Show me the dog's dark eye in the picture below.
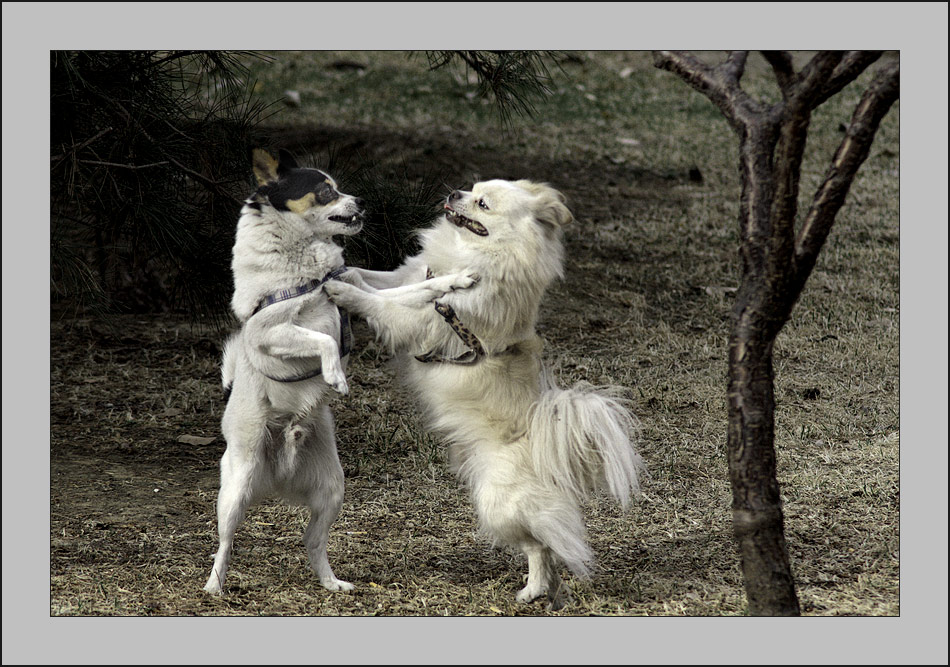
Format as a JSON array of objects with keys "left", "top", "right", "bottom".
[
  {"left": 315, "top": 182, "right": 338, "bottom": 205},
  {"left": 477, "top": 198, "right": 489, "bottom": 210}
]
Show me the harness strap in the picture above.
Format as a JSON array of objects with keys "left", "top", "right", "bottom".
[
  {"left": 253, "top": 266, "right": 352, "bottom": 383},
  {"left": 252, "top": 266, "right": 349, "bottom": 316},
  {"left": 415, "top": 268, "right": 486, "bottom": 365}
]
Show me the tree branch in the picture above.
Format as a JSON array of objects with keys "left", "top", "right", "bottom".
[
  {"left": 722, "top": 50, "right": 749, "bottom": 83},
  {"left": 147, "top": 50, "right": 206, "bottom": 70},
  {"left": 97, "top": 93, "right": 243, "bottom": 203},
  {"left": 653, "top": 51, "right": 760, "bottom": 132},
  {"left": 652, "top": 51, "right": 722, "bottom": 97},
  {"left": 788, "top": 51, "right": 844, "bottom": 112},
  {"left": 812, "top": 51, "right": 884, "bottom": 109},
  {"left": 767, "top": 112, "right": 811, "bottom": 280},
  {"left": 50, "top": 127, "right": 114, "bottom": 164},
  {"left": 794, "top": 60, "right": 899, "bottom": 288},
  {"left": 80, "top": 160, "right": 171, "bottom": 170},
  {"left": 761, "top": 51, "right": 795, "bottom": 93},
  {"left": 763, "top": 53, "right": 842, "bottom": 276}
]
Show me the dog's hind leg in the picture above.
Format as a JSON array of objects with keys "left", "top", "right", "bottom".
[
  {"left": 204, "top": 445, "right": 260, "bottom": 594},
  {"left": 300, "top": 409, "right": 354, "bottom": 592},
  {"left": 517, "top": 543, "right": 570, "bottom": 611}
]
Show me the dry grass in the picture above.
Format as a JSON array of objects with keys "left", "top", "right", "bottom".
[{"left": 50, "top": 51, "right": 899, "bottom": 621}]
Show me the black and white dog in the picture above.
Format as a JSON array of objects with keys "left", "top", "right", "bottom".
[{"left": 204, "top": 150, "right": 476, "bottom": 594}]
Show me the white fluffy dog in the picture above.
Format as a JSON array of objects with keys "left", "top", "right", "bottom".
[
  {"left": 204, "top": 150, "right": 475, "bottom": 595},
  {"left": 325, "top": 179, "right": 645, "bottom": 609}
]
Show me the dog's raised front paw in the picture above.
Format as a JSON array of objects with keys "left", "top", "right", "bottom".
[
  {"left": 324, "top": 280, "right": 355, "bottom": 306},
  {"left": 322, "top": 363, "right": 349, "bottom": 395},
  {"left": 443, "top": 272, "right": 480, "bottom": 292},
  {"left": 417, "top": 273, "right": 479, "bottom": 303},
  {"left": 335, "top": 269, "right": 373, "bottom": 291}
]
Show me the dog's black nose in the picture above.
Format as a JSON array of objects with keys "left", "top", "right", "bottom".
[
  {"left": 448, "top": 190, "right": 462, "bottom": 202},
  {"left": 354, "top": 197, "right": 365, "bottom": 208}
]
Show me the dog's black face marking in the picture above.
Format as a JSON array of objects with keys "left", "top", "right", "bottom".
[{"left": 259, "top": 168, "right": 341, "bottom": 212}]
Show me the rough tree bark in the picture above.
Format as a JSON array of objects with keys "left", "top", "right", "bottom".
[{"left": 653, "top": 51, "right": 899, "bottom": 615}]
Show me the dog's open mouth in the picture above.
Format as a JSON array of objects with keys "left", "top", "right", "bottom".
[
  {"left": 444, "top": 206, "right": 489, "bottom": 236},
  {"left": 329, "top": 212, "right": 363, "bottom": 226}
]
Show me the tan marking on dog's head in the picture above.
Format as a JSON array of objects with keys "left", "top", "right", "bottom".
[
  {"left": 252, "top": 149, "right": 280, "bottom": 186},
  {"left": 284, "top": 192, "right": 318, "bottom": 214}
]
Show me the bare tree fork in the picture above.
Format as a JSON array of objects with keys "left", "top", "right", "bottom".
[{"left": 653, "top": 51, "right": 899, "bottom": 615}]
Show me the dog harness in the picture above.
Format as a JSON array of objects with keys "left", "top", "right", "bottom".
[
  {"left": 252, "top": 266, "right": 350, "bottom": 316},
  {"left": 252, "top": 266, "right": 352, "bottom": 383},
  {"left": 414, "top": 268, "right": 486, "bottom": 365}
]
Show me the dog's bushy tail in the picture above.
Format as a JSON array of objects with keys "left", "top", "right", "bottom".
[{"left": 526, "top": 382, "right": 644, "bottom": 506}]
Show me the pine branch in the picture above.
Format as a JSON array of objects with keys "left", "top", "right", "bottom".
[
  {"left": 424, "top": 51, "right": 559, "bottom": 128},
  {"left": 51, "top": 127, "right": 114, "bottom": 164}
]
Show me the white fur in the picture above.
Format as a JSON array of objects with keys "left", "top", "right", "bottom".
[
  {"left": 204, "top": 157, "right": 364, "bottom": 595},
  {"left": 325, "top": 179, "right": 645, "bottom": 609}
]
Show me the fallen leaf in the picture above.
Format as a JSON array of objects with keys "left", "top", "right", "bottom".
[
  {"left": 177, "top": 435, "right": 216, "bottom": 445},
  {"left": 701, "top": 286, "right": 738, "bottom": 298},
  {"left": 283, "top": 90, "right": 301, "bottom": 107}
]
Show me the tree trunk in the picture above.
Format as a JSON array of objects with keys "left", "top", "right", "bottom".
[
  {"left": 727, "top": 296, "right": 800, "bottom": 615},
  {"left": 653, "top": 50, "right": 898, "bottom": 616},
  {"left": 726, "top": 121, "right": 802, "bottom": 615}
]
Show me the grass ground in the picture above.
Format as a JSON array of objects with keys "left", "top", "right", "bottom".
[{"left": 49, "top": 52, "right": 899, "bottom": 618}]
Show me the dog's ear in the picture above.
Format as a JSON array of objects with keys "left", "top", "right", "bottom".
[
  {"left": 252, "top": 149, "right": 280, "bottom": 186},
  {"left": 529, "top": 184, "right": 574, "bottom": 228},
  {"left": 536, "top": 197, "right": 574, "bottom": 228},
  {"left": 276, "top": 149, "right": 300, "bottom": 176},
  {"left": 513, "top": 180, "right": 574, "bottom": 229}
]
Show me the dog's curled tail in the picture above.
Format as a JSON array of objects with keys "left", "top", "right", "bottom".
[{"left": 526, "top": 383, "right": 644, "bottom": 506}]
